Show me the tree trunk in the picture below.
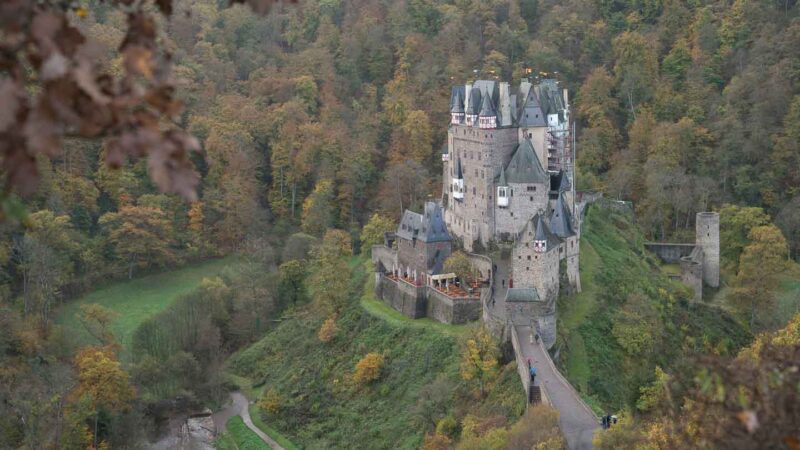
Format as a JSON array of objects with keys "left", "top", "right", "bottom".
[
  {"left": 291, "top": 181, "right": 296, "bottom": 218},
  {"left": 128, "top": 257, "right": 135, "bottom": 279}
]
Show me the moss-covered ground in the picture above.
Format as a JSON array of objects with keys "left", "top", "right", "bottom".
[{"left": 557, "top": 205, "right": 751, "bottom": 412}]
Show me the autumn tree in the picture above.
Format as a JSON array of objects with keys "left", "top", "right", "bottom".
[
  {"left": 444, "top": 251, "right": 475, "bottom": 287},
  {"left": 302, "top": 179, "right": 336, "bottom": 237},
  {"left": 73, "top": 346, "right": 135, "bottom": 447},
  {"left": 99, "top": 205, "right": 175, "bottom": 279},
  {"left": 719, "top": 205, "right": 770, "bottom": 271},
  {"left": 308, "top": 229, "right": 352, "bottom": 315},
  {"left": 460, "top": 327, "right": 498, "bottom": 398},
  {"left": 278, "top": 260, "right": 306, "bottom": 306},
  {"left": 730, "top": 225, "right": 788, "bottom": 329},
  {"left": 360, "top": 214, "right": 396, "bottom": 251},
  {"left": 77, "top": 304, "right": 119, "bottom": 347}
]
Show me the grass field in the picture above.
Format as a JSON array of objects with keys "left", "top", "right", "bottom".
[
  {"left": 216, "top": 416, "right": 270, "bottom": 450},
  {"left": 56, "top": 257, "right": 243, "bottom": 349}
]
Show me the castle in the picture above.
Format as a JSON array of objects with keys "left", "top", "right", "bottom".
[{"left": 372, "top": 78, "right": 579, "bottom": 345}]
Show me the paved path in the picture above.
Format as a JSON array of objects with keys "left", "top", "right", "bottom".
[
  {"left": 213, "top": 392, "right": 284, "bottom": 450},
  {"left": 515, "top": 325, "right": 598, "bottom": 450}
]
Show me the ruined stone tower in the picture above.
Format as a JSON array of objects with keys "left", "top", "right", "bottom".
[{"left": 696, "top": 212, "right": 720, "bottom": 288}]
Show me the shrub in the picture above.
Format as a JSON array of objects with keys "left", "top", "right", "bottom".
[
  {"left": 318, "top": 316, "right": 337, "bottom": 343},
  {"left": 435, "top": 416, "right": 457, "bottom": 438},
  {"left": 352, "top": 352, "right": 384, "bottom": 385},
  {"left": 258, "top": 388, "right": 282, "bottom": 414},
  {"left": 421, "top": 433, "right": 451, "bottom": 450}
]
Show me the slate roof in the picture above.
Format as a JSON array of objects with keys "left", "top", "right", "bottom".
[
  {"left": 550, "top": 169, "right": 571, "bottom": 192},
  {"left": 537, "top": 79, "right": 565, "bottom": 121},
  {"left": 497, "top": 165, "right": 508, "bottom": 186},
  {"left": 479, "top": 93, "right": 497, "bottom": 117},
  {"left": 505, "top": 287, "right": 542, "bottom": 303},
  {"left": 395, "top": 202, "right": 451, "bottom": 243},
  {"left": 505, "top": 139, "right": 548, "bottom": 184},
  {"left": 518, "top": 213, "right": 561, "bottom": 251},
  {"left": 518, "top": 85, "right": 547, "bottom": 127},
  {"left": 450, "top": 86, "right": 465, "bottom": 113},
  {"left": 455, "top": 157, "right": 463, "bottom": 179},
  {"left": 549, "top": 193, "right": 575, "bottom": 238},
  {"left": 466, "top": 87, "right": 482, "bottom": 115}
]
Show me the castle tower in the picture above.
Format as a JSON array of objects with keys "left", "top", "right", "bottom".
[
  {"left": 696, "top": 212, "right": 720, "bottom": 288},
  {"left": 452, "top": 157, "right": 464, "bottom": 201}
]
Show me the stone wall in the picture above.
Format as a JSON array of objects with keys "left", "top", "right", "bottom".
[
  {"left": 494, "top": 182, "right": 549, "bottom": 238},
  {"left": 506, "top": 298, "right": 556, "bottom": 349},
  {"left": 427, "top": 289, "right": 481, "bottom": 324},
  {"left": 696, "top": 212, "right": 720, "bottom": 288},
  {"left": 680, "top": 250, "right": 704, "bottom": 301},
  {"left": 644, "top": 243, "right": 696, "bottom": 263},
  {"left": 513, "top": 244, "right": 560, "bottom": 303},
  {"left": 445, "top": 126, "right": 519, "bottom": 249},
  {"left": 374, "top": 275, "right": 427, "bottom": 319},
  {"left": 371, "top": 245, "right": 397, "bottom": 273}
]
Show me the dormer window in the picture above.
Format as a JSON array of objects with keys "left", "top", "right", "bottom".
[
  {"left": 534, "top": 239, "right": 546, "bottom": 253},
  {"left": 497, "top": 186, "right": 509, "bottom": 207}
]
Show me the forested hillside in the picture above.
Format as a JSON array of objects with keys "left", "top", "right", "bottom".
[{"left": 1, "top": 0, "right": 799, "bottom": 447}]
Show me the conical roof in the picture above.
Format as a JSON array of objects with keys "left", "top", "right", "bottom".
[
  {"left": 497, "top": 166, "right": 508, "bottom": 186},
  {"left": 534, "top": 214, "right": 548, "bottom": 241},
  {"left": 455, "top": 157, "right": 463, "bottom": 179},
  {"left": 505, "top": 139, "right": 548, "bottom": 184},
  {"left": 479, "top": 91, "right": 496, "bottom": 117},
  {"left": 549, "top": 193, "right": 575, "bottom": 238},
  {"left": 466, "top": 87, "right": 482, "bottom": 115},
  {"left": 518, "top": 212, "right": 561, "bottom": 250},
  {"left": 450, "top": 86, "right": 465, "bottom": 113}
]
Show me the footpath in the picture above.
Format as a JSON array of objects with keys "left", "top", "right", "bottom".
[{"left": 213, "top": 392, "right": 285, "bottom": 450}]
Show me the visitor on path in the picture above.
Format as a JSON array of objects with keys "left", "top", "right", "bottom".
[
  {"left": 527, "top": 358, "right": 531, "bottom": 369},
  {"left": 535, "top": 333, "right": 540, "bottom": 343},
  {"left": 601, "top": 415, "right": 608, "bottom": 429},
  {"left": 529, "top": 366, "right": 537, "bottom": 384}
]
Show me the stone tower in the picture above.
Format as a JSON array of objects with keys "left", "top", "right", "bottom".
[{"left": 696, "top": 212, "right": 720, "bottom": 288}]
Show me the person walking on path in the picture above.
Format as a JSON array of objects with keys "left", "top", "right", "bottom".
[{"left": 529, "top": 365, "right": 537, "bottom": 384}]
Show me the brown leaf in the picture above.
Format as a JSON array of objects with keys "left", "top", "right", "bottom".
[
  {"left": 736, "top": 410, "right": 759, "bottom": 434},
  {"left": 41, "top": 51, "right": 68, "bottom": 80},
  {"left": 73, "top": 61, "right": 110, "bottom": 105},
  {"left": 123, "top": 46, "right": 154, "bottom": 79},
  {"left": 155, "top": 0, "right": 173, "bottom": 16},
  {"left": 0, "top": 78, "right": 22, "bottom": 133}
]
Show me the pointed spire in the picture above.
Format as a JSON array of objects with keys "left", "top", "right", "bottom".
[
  {"left": 450, "top": 86, "right": 465, "bottom": 113},
  {"left": 549, "top": 193, "right": 575, "bottom": 238},
  {"left": 479, "top": 92, "right": 496, "bottom": 117},
  {"left": 498, "top": 165, "right": 508, "bottom": 186},
  {"left": 455, "top": 157, "right": 463, "bottom": 180}
]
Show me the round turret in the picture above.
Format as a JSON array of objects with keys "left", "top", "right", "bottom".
[{"left": 696, "top": 212, "right": 720, "bottom": 288}]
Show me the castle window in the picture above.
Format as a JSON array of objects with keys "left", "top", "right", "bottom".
[
  {"left": 535, "top": 255, "right": 538, "bottom": 260},
  {"left": 560, "top": 248, "right": 563, "bottom": 254},
  {"left": 527, "top": 255, "right": 531, "bottom": 260},
  {"left": 526, "top": 242, "right": 529, "bottom": 247},
  {"left": 478, "top": 153, "right": 481, "bottom": 161},
  {"left": 510, "top": 212, "right": 514, "bottom": 217},
  {"left": 527, "top": 267, "right": 530, "bottom": 271},
  {"left": 519, "top": 256, "right": 522, "bottom": 260},
  {"left": 473, "top": 187, "right": 476, "bottom": 195},
  {"left": 527, "top": 186, "right": 535, "bottom": 191},
  {"left": 530, "top": 196, "right": 533, "bottom": 201},
  {"left": 529, "top": 133, "right": 532, "bottom": 138}
]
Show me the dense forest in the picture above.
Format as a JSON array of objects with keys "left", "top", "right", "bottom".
[{"left": 1, "top": 0, "right": 799, "bottom": 448}]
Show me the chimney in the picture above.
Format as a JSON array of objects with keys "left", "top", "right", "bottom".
[
  {"left": 562, "top": 88, "right": 569, "bottom": 109},
  {"left": 499, "top": 82, "right": 511, "bottom": 127},
  {"left": 464, "top": 83, "right": 472, "bottom": 116}
]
